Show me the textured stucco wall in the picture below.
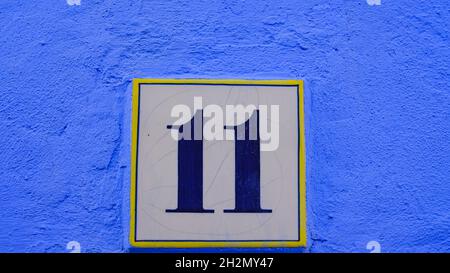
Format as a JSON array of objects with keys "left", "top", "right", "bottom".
[{"left": 0, "top": 0, "right": 448, "bottom": 252}]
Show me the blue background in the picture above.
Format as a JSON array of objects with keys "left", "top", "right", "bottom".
[{"left": 0, "top": 0, "right": 449, "bottom": 252}]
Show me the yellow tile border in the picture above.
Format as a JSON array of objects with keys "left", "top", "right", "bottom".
[{"left": 130, "top": 79, "right": 306, "bottom": 248}]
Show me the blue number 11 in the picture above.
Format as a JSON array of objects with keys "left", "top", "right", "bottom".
[{"left": 166, "top": 110, "right": 271, "bottom": 214}]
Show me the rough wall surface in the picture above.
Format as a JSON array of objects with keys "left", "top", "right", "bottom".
[{"left": 0, "top": 0, "right": 448, "bottom": 252}]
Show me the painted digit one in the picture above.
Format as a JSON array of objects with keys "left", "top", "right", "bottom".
[{"left": 166, "top": 111, "right": 213, "bottom": 213}]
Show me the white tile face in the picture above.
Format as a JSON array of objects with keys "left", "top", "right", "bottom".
[{"left": 135, "top": 84, "right": 300, "bottom": 242}]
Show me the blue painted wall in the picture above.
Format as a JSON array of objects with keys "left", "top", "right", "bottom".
[{"left": 0, "top": 0, "right": 448, "bottom": 253}]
